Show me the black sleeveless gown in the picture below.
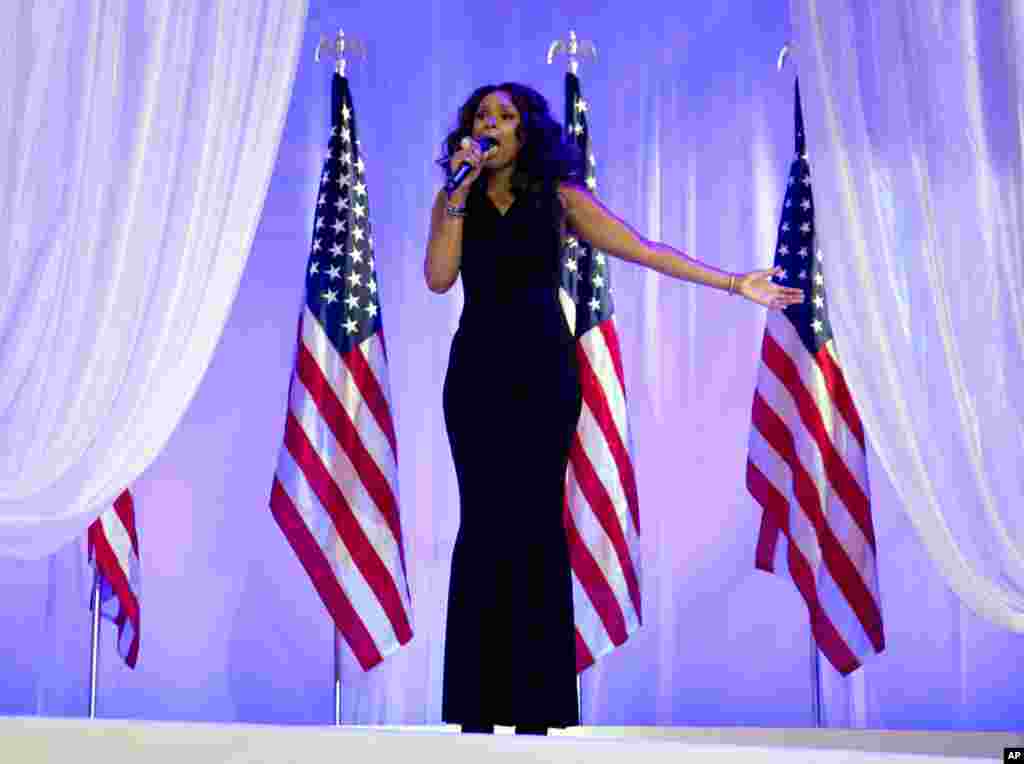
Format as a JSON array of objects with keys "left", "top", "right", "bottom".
[{"left": 441, "top": 182, "right": 582, "bottom": 729}]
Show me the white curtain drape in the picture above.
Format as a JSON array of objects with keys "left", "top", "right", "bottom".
[
  {"left": 789, "top": 0, "right": 1024, "bottom": 637},
  {"left": 0, "top": 0, "right": 308, "bottom": 558}
]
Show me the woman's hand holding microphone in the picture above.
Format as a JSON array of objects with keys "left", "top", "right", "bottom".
[{"left": 447, "top": 136, "right": 497, "bottom": 208}]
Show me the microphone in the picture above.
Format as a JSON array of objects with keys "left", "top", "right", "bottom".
[{"left": 445, "top": 136, "right": 497, "bottom": 195}]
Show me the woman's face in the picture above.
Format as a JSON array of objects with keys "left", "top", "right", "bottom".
[{"left": 471, "top": 90, "right": 522, "bottom": 170}]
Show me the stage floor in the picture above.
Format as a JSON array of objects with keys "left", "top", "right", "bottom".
[{"left": 3, "top": 717, "right": 1019, "bottom": 763}]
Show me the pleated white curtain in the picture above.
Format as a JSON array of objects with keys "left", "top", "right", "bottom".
[
  {"left": 0, "top": 0, "right": 308, "bottom": 558},
  {"left": 790, "top": 0, "right": 1024, "bottom": 637}
]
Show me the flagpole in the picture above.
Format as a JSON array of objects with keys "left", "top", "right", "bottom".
[
  {"left": 334, "top": 629, "right": 342, "bottom": 726},
  {"left": 316, "top": 29, "right": 367, "bottom": 729},
  {"left": 576, "top": 674, "right": 582, "bottom": 724},
  {"left": 88, "top": 571, "right": 101, "bottom": 719},
  {"left": 810, "top": 632, "right": 823, "bottom": 727},
  {"left": 781, "top": 42, "right": 824, "bottom": 730},
  {"left": 550, "top": 26, "right": 600, "bottom": 731}
]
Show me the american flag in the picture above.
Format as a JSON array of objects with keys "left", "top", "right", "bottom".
[
  {"left": 87, "top": 489, "right": 141, "bottom": 668},
  {"left": 561, "top": 72, "right": 643, "bottom": 672},
  {"left": 270, "top": 73, "right": 413, "bottom": 671},
  {"left": 747, "top": 79, "right": 884, "bottom": 675}
]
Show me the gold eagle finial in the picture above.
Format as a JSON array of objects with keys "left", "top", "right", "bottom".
[{"left": 547, "top": 30, "right": 597, "bottom": 75}]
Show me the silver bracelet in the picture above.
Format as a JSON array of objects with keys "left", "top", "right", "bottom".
[{"left": 445, "top": 203, "right": 467, "bottom": 218}]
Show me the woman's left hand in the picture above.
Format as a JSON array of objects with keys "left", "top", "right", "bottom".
[{"left": 736, "top": 267, "right": 805, "bottom": 310}]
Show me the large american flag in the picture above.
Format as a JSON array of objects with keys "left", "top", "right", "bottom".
[
  {"left": 561, "top": 72, "right": 643, "bottom": 672},
  {"left": 270, "top": 73, "right": 413, "bottom": 671},
  {"left": 87, "top": 489, "right": 141, "bottom": 668},
  {"left": 747, "top": 79, "right": 884, "bottom": 675}
]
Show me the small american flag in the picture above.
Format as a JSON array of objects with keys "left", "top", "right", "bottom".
[
  {"left": 562, "top": 72, "right": 643, "bottom": 672},
  {"left": 747, "top": 79, "right": 884, "bottom": 675},
  {"left": 270, "top": 73, "right": 413, "bottom": 671},
  {"left": 87, "top": 489, "right": 141, "bottom": 668}
]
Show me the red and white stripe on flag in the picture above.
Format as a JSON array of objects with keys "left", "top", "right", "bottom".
[
  {"left": 271, "top": 307, "right": 413, "bottom": 671},
  {"left": 747, "top": 317, "right": 884, "bottom": 675},
  {"left": 566, "top": 318, "right": 642, "bottom": 672},
  {"left": 87, "top": 489, "right": 141, "bottom": 669}
]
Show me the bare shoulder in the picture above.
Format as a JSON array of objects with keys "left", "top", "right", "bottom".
[
  {"left": 557, "top": 180, "right": 590, "bottom": 210},
  {"left": 558, "top": 181, "right": 617, "bottom": 225}
]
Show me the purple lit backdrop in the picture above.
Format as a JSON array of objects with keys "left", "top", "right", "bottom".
[{"left": 2, "top": 0, "right": 1021, "bottom": 730}]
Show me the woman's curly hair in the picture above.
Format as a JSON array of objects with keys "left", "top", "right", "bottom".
[{"left": 437, "top": 82, "right": 584, "bottom": 211}]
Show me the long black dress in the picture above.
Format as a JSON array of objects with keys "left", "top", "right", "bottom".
[{"left": 441, "top": 181, "right": 582, "bottom": 729}]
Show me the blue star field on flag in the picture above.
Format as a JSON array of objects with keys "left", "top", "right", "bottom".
[
  {"left": 563, "top": 72, "right": 615, "bottom": 333},
  {"left": 305, "top": 74, "right": 381, "bottom": 353},
  {"left": 774, "top": 79, "right": 833, "bottom": 354}
]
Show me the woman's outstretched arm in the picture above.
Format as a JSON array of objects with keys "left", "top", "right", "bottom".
[{"left": 559, "top": 183, "right": 804, "bottom": 310}]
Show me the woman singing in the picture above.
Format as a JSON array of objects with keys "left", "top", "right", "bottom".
[{"left": 424, "top": 83, "right": 802, "bottom": 736}]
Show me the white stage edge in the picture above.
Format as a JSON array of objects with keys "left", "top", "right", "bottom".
[{"left": 3, "top": 717, "right": 1019, "bottom": 763}]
